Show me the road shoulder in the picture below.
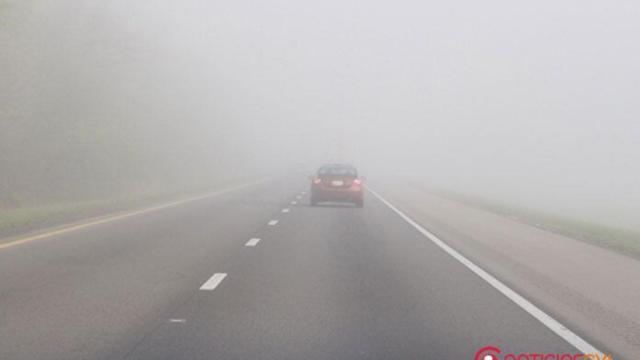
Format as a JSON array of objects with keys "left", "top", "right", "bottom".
[{"left": 376, "top": 184, "right": 640, "bottom": 360}]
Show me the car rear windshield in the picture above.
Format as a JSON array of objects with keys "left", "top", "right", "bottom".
[{"left": 318, "top": 165, "right": 357, "bottom": 177}]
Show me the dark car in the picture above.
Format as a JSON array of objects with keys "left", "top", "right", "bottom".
[{"left": 310, "top": 164, "right": 364, "bottom": 207}]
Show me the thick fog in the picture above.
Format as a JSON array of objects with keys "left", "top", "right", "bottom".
[{"left": 1, "top": 0, "right": 639, "bottom": 229}]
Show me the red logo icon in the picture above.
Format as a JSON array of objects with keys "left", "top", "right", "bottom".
[{"left": 474, "top": 346, "right": 501, "bottom": 360}]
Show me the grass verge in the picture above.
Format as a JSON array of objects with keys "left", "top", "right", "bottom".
[
  {"left": 0, "top": 180, "right": 246, "bottom": 242},
  {"left": 419, "top": 186, "right": 640, "bottom": 261}
]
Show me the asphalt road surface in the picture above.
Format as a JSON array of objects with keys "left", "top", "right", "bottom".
[{"left": 0, "top": 180, "right": 600, "bottom": 360}]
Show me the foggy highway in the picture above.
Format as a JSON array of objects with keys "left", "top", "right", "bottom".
[
  {"left": 2, "top": 1, "right": 640, "bottom": 359},
  {"left": 0, "top": 179, "right": 621, "bottom": 360}
]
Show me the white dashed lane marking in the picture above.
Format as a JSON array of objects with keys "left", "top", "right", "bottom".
[
  {"left": 199, "top": 273, "right": 227, "bottom": 291},
  {"left": 282, "top": 208, "right": 290, "bottom": 213},
  {"left": 268, "top": 220, "right": 279, "bottom": 226},
  {"left": 245, "top": 238, "right": 261, "bottom": 247},
  {"left": 291, "top": 201, "right": 298, "bottom": 205}
]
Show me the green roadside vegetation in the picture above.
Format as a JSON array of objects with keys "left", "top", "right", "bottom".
[
  {"left": 1, "top": 194, "right": 163, "bottom": 235},
  {"left": 0, "top": 180, "right": 247, "bottom": 242},
  {"left": 424, "top": 187, "right": 640, "bottom": 261}
]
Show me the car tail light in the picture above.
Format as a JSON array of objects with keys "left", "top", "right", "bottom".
[
  {"left": 353, "top": 179, "right": 362, "bottom": 185},
  {"left": 313, "top": 178, "right": 322, "bottom": 185}
]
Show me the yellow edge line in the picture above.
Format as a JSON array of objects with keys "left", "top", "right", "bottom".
[{"left": 0, "top": 179, "right": 269, "bottom": 250}]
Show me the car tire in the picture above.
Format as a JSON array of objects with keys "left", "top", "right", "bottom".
[
  {"left": 355, "top": 200, "right": 364, "bottom": 208},
  {"left": 310, "top": 196, "right": 319, "bottom": 206}
]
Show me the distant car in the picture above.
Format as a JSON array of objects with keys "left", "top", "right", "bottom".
[{"left": 310, "top": 164, "right": 364, "bottom": 207}]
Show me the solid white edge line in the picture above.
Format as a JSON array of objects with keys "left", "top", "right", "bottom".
[
  {"left": 245, "top": 238, "right": 261, "bottom": 246},
  {"left": 268, "top": 220, "right": 279, "bottom": 226},
  {"left": 199, "top": 273, "right": 227, "bottom": 291},
  {"left": 366, "top": 186, "right": 602, "bottom": 356}
]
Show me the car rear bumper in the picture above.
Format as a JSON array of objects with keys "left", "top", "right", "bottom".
[{"left": 311, "top": 187, "right": 363, "bottom": 203}]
